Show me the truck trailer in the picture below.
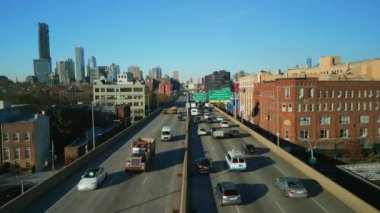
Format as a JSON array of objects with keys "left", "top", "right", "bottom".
[{"left": 125, "top": 138, "right": 156, "bottom": 172}]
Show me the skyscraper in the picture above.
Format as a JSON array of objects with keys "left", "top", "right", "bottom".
[
  {"left": 128, "top": 66, "right": 143, "bottom": 80},
  {"left": 307, "top": 57, "right": 312, "bottom": 68},
  {"left": 148, "top": 66, "right": 162, "bottom": 80},
  {"left": 75, "top": 47, "right": 85, "bottom": 82},
  {"left": 56, "top": 58, "right": 75, "bottom": 84},
  {"left": 87, "top": 56, "right": 97, "bottom": 79},
  {"left": 34, "top": 22, "right": 52, "bottom": 83},
  {"left": 38, "top": 23, "right": 51, "bottom": 60},
  {"left": 173, "top": 70, "right": 179, "bottom": 81}
]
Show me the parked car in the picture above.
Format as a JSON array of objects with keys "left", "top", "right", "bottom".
[
  {"left": 220, "top": 121, "right": 229, "bottom": 128},
  {"left": 216, "top": 116, "right": 224, "bottom": 122},
  {"left": 229, "top": 130, "right": 239, "bottom": 137},
  {"left": 198, "top": 127, "right": 208, "bottom": 136},
  {"left": 213, "top": 182, "right": 242, "bottom": 206},
  {"left": 274, "top": 176, "right": 308, "bottom": 198},
  {"left": 241, "top": 144, "right": 257, "bottom": 155},
  {"left": 196, "top": 157, "right": 212, "bottom": 173},
  {"left": 77, "top": 167, "right": 107, "bottom": 191}
]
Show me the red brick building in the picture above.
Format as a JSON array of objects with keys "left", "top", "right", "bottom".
[
  {"left": 254, "top": 78, "right": 380, "bottom": 149},
  {"left": 158, "top": 79, "right": 173, "bottom": 97}
]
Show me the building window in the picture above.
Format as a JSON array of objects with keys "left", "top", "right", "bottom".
[
  {"left": 324, "top": 90, "right": 329, "bottom": 98},
  {"left": 369, "top": 90, "right": 373, "bottom": 98},
  {"left": 13, "top": 133, "right": 19, "bottom": 142},
  {"left": 3, "top": 149, "right": 10, "bottom": 161},
  {"left": 285, "top": 129, "right": 289, "bottom": 140},
  {"left": 377, "top": 115, "right": 380, "bottom": 123},
  {"left": 298, "top": 88, "right": 304, "bottom": 99},
  {"left": 330, "top": 103, "right": 334, "bottom": 111},
  {"left": 282, "top": 104, "right": 286, "bottom": 112},
  {"left": 344, "top": 90, "right": 348, "bottom": 98},
  {"left": 324, "top": 103, "right": 328, "bottom": 111},
  {"left": 338, "top": 90, "right": 342, "bottom": 98},
  {"left": 357, "top": 102, "right": 360, "bottom": 111},
  {"left": 378, "top": 127, "right": 380, "bottom": 135},
  {"left": 330, "top": 90, "right": 334, "bottom": 98},
  {"left": 350, "top": 102, "right": 354, "bottom": 111},
  {"left": 358, "top": 90, "right": 361, "bottom": 98},
  {"left": 133, "top": 88, "right": 143, "bottom": 92},
  {"left": 376, "top": 90, "right": 380, "bottom": 98},
  {"left": 318, "top": 90, "right": 322, "bottom": 98},
  {"left": 337, "top": 103, "right": 342, "bottom": 111},
  {"left": 297, "top": 104, "right": 301, "bottom": 112},
  {"left": 320, "top": 129, "right": 329, "bottom": 139},
  {"left": 133, "top": 102, "right": 139, "bottom": 106},
  {"left": 120, "top": 88, "right": 132, "bottom": 92},
  {"left": 15, "top": 148, "right": 20, "bottom": 160},
  {"left": 24, "top": 132, "right": 30, "bottom": 141},
  {"left": 303, "top": 104, "right": 308, "bottom": 112},
  {"left": 339, "top": 115, "right": 350, "bottom": 124},
  {"left": 25, "top": 147, "right": 31, "bottom": 159},
  {"left": 359, "top": 128, "right": 368, "bottom": 137},
  {"left": 364, "top": 90, "right": 367, "bottom": 98},
  {"left": 350, "top": 90, "right": 354, "bottom": 98},
  {"left": 320, "top": 116, "right": 330, "bottom": 125},
  {"left": 363, "top": 102, "right": 367, "bottom": 111},
  {"left": 284, "top": 87, "right": 290, "bottom": 98},
  {"left": 318, "top": 103, "right": 321, "bottom": 112},
  {"left": 359, "top": 115, "right": 369, "bottom": 123},
  {"left": 300, "top": 130, "right": 309, "bottom": 140},
  {"left": 288, "top": 104, "right": 292, "bottom": 112},
  {"left": 3, "top": 133, "right": 9, "bottom": 142},
  {"left": 344, "top": 102, "right": 348, "bottom": 111},
  {"left": 309, "top": 104, "right": 314, "bottom": 112},
  {"left": 340, "top": 129, "right": 349, "bottom": 138},
  {"left": 300, "top": 117, "right": 311, "bottom": 125},
  {"left": 369, "top": 102, "right": 372, "bottom": 110},
  {"left": 308, "top": 88, "right": 314, "bottom": 98}
]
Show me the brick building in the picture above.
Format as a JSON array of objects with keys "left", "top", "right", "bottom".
[{"left": 254, "top": 78, "right": 380, "bottom": 150}]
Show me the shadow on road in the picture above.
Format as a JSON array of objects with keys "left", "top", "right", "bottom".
[
  {"left": 170, "top": 134, "right": 186, "bottom": 142},
  {"left": 103, "top": 171, "right": 137, "bottom": 188},
  {"left": 245, "top": 156, "right": 275, "bottom": 172},
  {"left": 237, "top": 183, "right": 268, "bottom": 205},
  {"left": 255, "top": 147, "right": 270, "bottom": 155},
  {"left": 299, "top": 179, "right": 323, "bottom": 198},
  {"left": 149, "top": 148, "right": 185, "bottom": 172}
]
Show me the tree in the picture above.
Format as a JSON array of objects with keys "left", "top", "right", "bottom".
[{"left": 343, "top": 140, "right": 364, "bottom": 163}]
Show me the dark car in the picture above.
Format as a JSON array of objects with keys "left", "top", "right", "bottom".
[
  {"left": 229, "top": 130, "right": 240, "bottom": 137},
  {"left": 241, "top": 144, "right": 257, "bottom": 155},
  {"left": 194, "top": 116, "right": 202, "bottom": 123},
  {"left": 177, "top": 114, "right": 183, "bottom": 121},
  {"left": 196, "top": 157, "right": 212, "bottom": 173},
  {"left": 213, "top": 182, "right": 242, "bottom": 206}
]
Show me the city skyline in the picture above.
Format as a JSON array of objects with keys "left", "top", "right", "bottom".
[{"left": 1, "top": 0, "right": 380, "bottom": 82}]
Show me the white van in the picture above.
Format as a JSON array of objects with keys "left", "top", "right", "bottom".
[
  {"left": 161, "top": 126, "right": 172, "bottom": 141},
  {"left": 190, "top": 108, "right": 198, "bottom": 116},
  {"left": 225, "top": 149, "right": 246, "bottom": 171}
]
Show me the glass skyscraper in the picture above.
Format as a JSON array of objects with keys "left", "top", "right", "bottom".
[{"left": 75, "top": 47, "right": 85, "bottom": 82}]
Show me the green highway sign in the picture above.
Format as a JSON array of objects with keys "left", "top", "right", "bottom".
[
  {"left": 209, "top": 89, "right": 231, "bottom": 102},
  {"left": 194, "top": 93, "right": 207, "bottom": 101}
]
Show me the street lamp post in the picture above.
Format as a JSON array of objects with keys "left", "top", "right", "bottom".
[
  {"left": 51, "top": 140, "right": 55, "bottom": 174},
  {"left": 276, "top": 86, "right": 280, "bottom": 147},
  {"left": 91, "top": 101, "right": 96, "bottom": 151}
]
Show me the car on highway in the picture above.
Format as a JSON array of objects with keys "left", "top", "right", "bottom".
[
  {"left": 216, "top": 116, "right": 224, "bottom": 122},
  {"left": 177, "top": 114, "right": 183, "bottom": 121},
  {"left": 77, "top": 167, "right": 107, "bottom": 191},
  {"left": 219, "top": 121, "right": 229, "bottom": 128},
  {"left": 195, "top": 157, "right": 212, "bottom": 173},
  {"left": 228, "top": 130, "right": 239, "bottom": 137},
  {"left": 274, "top": 176, "right": 308, "bottom": 198},
  {"left": 197, "top": 127, "right": 207, "bottom": 136},
  {"left": 241, "top": 143, "right": 257, "bottom": 155},
  {"left": 213, "top": 182, "right": 242, "bottom": 206}
]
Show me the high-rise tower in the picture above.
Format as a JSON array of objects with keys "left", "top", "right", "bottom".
[
  {"left": 75, "top": 47, "right": 85, "bottom": 82},
  {"left": 38, "top": 23, "right": 51, "bottom": 60}
]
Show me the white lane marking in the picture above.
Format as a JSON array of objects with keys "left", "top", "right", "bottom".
[
  {"left": 142, "top": 176, "right": 148, "bottom": 185},
  {"left": 274, "top": 165, "right": 287, "bottom": 176},
  {"left": 275, "top": 201, "right": 286, "bottom": 213},
  {"left": 311, "top": 198, "right": 329, "bottom": 213},
  {"left": 235, "top": 205, "right": 241, "bottom": 213}
]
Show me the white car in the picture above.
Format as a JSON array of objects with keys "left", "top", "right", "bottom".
[
  {"left": 204, "top": 113, "right": 210, "bottom": 119},
  {"left": 220, "top": 121, "right": 229, "bottom": 128},
  {"left": 77, "top": 167, "right": 107, "bottom": 191},
  {"left": 216, "top": 116, "right": 224, "bottom": 122},
  {"left": 198, "top": 127, "right": 207, "bottom": 136}
]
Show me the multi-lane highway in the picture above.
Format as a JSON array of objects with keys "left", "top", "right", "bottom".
[
  {"left": 23, "top": 98, "right": 187, "bottom": 212},
  {"left": 188, "top": 110, "right": 353, "bottom": 213}
]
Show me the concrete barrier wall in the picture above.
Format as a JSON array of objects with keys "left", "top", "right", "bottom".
[
  {"left": 180, "top": 109, "right": 189, "bottom": 213},
  {"left": 0, "top": 109, "right": 162, "bottom": 213},
  {"left": 215, "top": 108, "right": 378, "bottom": 213}
]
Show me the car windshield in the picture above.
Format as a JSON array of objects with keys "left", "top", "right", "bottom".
[
  {"left": 84, "top": 169, "right": 98, "bottom": 178},
  {"left": 224, "top": 189, "right": 239, "bottom": 196},
  {"left": 199, "top": 158, "right": 210, "bottom": 165},
  {"left": 199, "top": 128, "right": 205, "bottom": 131},
  {"left": 162, "top": 131, "right": 170, "bottom": 135},
  {"left": 246, "top": 144, "right": 254, "bottom": 149}
]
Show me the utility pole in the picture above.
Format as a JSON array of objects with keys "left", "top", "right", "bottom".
[{"left": 51, "top": 140, "right": 55, "bottom": 174}]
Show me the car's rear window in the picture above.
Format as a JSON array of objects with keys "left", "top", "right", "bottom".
[
  {"left": 288, "top": 181, "right": 303, "bottom": 189},
  {"left": 224, "top": 189, "right": 239, "bottom": 196}
]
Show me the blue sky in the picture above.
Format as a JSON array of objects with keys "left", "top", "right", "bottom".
[{"left": 1, "top": 0, "right": 380, "bottom": 82}]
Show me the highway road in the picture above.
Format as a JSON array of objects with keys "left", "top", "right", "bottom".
[
  {"left": 23, "top": 98, "right": 187, "bottom": 213},
  {"left": 188, "top": 111, "right": 354, "bottom": 213}
]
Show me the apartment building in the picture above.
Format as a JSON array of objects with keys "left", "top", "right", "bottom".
[
  {"left": 254, "top": 77, "right": 380, "bottom": 150},
  {"left": 93, "top": 77, "right": 145, "bottom": 122}
]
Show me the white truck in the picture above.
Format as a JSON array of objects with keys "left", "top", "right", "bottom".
[
  {"left": 211, "top": 127, "right": 224, "bottom": 139},
  {"left": 161, "top": 126, "right": 172, "bottom": 141}
]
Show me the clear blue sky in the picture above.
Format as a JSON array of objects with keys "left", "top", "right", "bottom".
[{"left": 1, "top": 0, "right": 380, "bottom": 82}]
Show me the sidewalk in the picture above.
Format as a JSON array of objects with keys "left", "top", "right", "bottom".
[{"left": 0, "top": 169, "right": 58, "bottom": 187}]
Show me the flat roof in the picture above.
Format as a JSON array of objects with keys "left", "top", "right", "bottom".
[{"left": 337, "top": 163, "right": 380, "bottom": 188}]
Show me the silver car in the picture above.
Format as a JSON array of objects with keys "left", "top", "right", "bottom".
[
  {"left": 214, "top": 182, "right": 242, "bottom": 206},
  {"left": 274, "top": 176, "right": 308, "bottom": 198},
  {"left": 77, "top": 167, "right": 107, "bottom": 191}
]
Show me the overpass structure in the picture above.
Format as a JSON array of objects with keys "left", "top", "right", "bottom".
[{"left": 0, "top": 95, "right": 378, "bottom": 213}]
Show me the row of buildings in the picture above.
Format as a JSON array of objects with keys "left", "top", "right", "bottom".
[{"left": 194, "top": 56, "right": 380, "bottom": 151}]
